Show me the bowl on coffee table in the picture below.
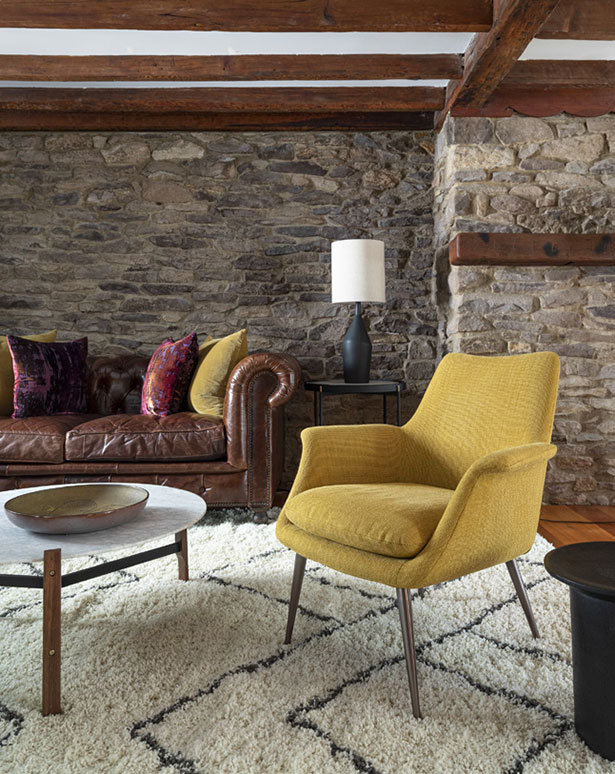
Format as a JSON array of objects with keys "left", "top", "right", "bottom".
[{"left": 4, "top": 483, "right": 149, "bottom": 534}]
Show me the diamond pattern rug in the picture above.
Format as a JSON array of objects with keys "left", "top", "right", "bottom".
[{"left": 0, "top": 513, "right": 613, "bottom": 773}]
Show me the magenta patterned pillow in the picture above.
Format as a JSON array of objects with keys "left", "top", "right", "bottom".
[
  {"left": 7, "top": 336, "right": 88, "bottom": 418},
  {"left": 141, "top": 332, "right": 199, "bottom": 417}
]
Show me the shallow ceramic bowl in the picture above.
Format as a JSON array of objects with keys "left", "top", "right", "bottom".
[{"left": 4, "top": 484, "right": 149, "bottom": 534}]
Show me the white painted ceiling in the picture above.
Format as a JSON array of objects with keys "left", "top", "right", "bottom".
[
  {"left": 0, "top": 31, "right": 476, "bottom": 56},
  {"left": 0, "top": 31, "right": 612, "bottom": 88}
]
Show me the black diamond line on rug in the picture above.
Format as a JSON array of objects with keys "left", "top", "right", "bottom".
[
  {"left": 127, "top": 550, "right": 453, "bottom": 774},
  {"left": 470, "top": 630, "right": 572, "bottom": 666},
  {"left": 0, "top": 700, "right": 23, "bottom": 749},
  {"left": 129, "top": 597, "right": 399, "bottom": 772},
  {"left": 129, "top": 550, "right": 527, "bottom": 774},
  {"left": 286, "top": 575, "right": 569, "bottom": 774}
]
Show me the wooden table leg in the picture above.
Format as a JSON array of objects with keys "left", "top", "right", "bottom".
[
  {"left": 42, "top": 548, "right": 61, "bottom": 716},
  {"left": 176, "top": 530, "right": 188, "bottom": 581}
]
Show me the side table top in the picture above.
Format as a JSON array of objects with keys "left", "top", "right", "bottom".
[
  {"left": 305, "top": 380, "right": 402, "bottom": 394},
  {"left": 544, "top": 541, "right": 615, "bottom": 599},
  {"left": 0, "top": 483, "right": 206, "bottom": 566}
]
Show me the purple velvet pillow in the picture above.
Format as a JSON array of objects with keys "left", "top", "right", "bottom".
[
  {"left": 141, "top": 332, "right": 198, "bottom": 417},
  {"left": 7, "top": 336, "right": 88, "bottom": 418}
]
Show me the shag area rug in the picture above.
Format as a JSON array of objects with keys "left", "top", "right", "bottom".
[{"left": 1, "top": 510, "right": 614, "bottom": 774}]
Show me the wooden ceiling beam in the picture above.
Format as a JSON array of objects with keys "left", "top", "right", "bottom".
[
  {"left": 538, "top": 0, "right": 615, "bottom": 40},
  {"left": 434, "top": 0, "right": 562, "bottom": 128},
  {"left": 0, "top": 0, "right": 492, "bottom": 32},
  {"left": 0, "top": 54, "right": 463, "bottom": 82},
  {"left": 505, "top": 60, "right": 615, "bottom": 89},
  {"left": 0, "top": 110, "right": 435, "bottom": 132},
  {"left": 0, "top": 87, "right": 445, "bottom": 114}
]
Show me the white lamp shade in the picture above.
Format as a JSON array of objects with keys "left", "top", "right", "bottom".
[{"left": 331, "top": 239, "right": 386, "bottom": 304}]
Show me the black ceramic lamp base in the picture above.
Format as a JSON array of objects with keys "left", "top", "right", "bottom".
[{"left": 342, "top": 302, "right": 372, "bottom": 383}]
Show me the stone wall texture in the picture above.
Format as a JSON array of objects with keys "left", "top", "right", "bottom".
[
  {"left": 434, "top": 114, "right": 615, "bottom": 505},
  {"left": 2, "top": 117, "right": 614, "bottom": 503},
  {"left": 0, "top": 130, "right": 437, "bottom": 484}
]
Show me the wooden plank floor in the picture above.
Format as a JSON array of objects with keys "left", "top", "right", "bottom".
[{"left": 538, "top": 505, "right": 615, "bottom": 547}]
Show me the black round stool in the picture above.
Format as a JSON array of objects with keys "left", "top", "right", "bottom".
[{"left": 545, "top": 541, "right": 615, "bottom": 761}]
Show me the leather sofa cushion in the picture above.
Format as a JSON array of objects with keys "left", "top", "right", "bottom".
[
  {"left": 285, "top": 482, "right": 454, "bottom": 558},
  {"left": 65, "top": 412, "right": 226, "bottom": 463},
  {"left": 0, "top": 414, "right": 98, "bottom": 464}
]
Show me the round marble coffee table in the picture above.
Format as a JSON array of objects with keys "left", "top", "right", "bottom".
[{"left": 0, "top": 483, "right": 205, "bottom": 716}]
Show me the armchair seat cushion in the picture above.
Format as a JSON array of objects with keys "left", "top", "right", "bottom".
[
  {"left": 285, "top": 483, "right": 454, "bottom": 559},
  {"left": 65, "top": 412, "right": 226, "bottom": 463}
]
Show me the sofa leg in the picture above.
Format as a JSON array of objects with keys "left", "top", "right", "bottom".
[
  {"left": 284, "top": 554, "right": 306, "bottom": 645},
  {"left": 506, "top": 558, "right": 540, "bottom": 639},
  {"left": 252, "top": 509, "right": 273, "bottom": 524}
]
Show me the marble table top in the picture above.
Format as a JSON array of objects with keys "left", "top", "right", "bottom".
[{"left": 0, "top": 483, "right": 206, "bottom": 566}]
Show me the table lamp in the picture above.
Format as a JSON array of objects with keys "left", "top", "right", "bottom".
[{"left": 331, "top": 239, "right": 385, "bottom": 383}]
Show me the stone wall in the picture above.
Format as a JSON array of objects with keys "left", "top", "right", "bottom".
[
  {"left": 434, "top": 114, "right": 615, "bottom": 504},
  {"left": 0, "top": 130, "right": 437, "bottom": 485}
]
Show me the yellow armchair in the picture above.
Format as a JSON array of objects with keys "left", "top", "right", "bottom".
[{"left": 276, "top": 351, "right": 560, "bottom": 719}]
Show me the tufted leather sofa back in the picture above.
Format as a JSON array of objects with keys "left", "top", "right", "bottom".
[{"left": 87, "top": 356, "right": 149, "bottom": 415}]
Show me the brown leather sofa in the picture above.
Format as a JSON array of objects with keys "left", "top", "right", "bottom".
[{"left": 0, "top": 352, "right": 301, "bottom": 513}]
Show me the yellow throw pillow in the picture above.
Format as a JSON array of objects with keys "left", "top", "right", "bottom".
[
  {"left": 188, "top": 330, "right": 248, "bottom": 417},
  {"left": 0, "top": 330, "right": 57, "bottom": 415}
]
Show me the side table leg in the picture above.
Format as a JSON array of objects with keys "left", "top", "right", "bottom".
[
  {"left": 176, "top": 530, "right": 189, "bottom": 581},
  {"left": 43, "top": 548, "right": 61, "bottom": 716},
  {"left": 383, "top": 394, "right": 387, "bottom": 424}
]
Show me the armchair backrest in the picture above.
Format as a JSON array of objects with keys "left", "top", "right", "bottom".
[{"left": 404, "top": 352, "right": 560, "bottom": 490}]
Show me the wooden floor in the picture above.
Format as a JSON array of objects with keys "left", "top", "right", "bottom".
[{"left": 538, "top": 505, "right": 615, "bottom": 547}]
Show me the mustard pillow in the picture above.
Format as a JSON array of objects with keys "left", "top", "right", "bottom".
[
  {"left": 188, "top": 330, "right": 248, "bottom": 417},
  {"left": 0, "top": 330, "right": 57, "bottom": 415}
]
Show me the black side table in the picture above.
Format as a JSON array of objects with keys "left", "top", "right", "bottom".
[
  {"left": 304, "top": 380, "right": 403, "bottom": 426},
  {"left": 545, "top": 542, "right": 615, "bottom": 761}
]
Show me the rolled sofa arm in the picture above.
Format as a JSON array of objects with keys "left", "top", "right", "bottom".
[{"left": 223, "top": 352, "right": 302, "bottom": 507}]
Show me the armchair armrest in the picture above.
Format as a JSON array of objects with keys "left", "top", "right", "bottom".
[
  {"left": 287, "top": 424, "right": 413, "bottom": 499},
  {"left": 458, "top": 442, "right": 557, "bottom": 480},
  {"left": 412, "top": 442, "right": 557, "bottom": 587}
]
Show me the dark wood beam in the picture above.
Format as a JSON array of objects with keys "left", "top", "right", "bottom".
[
  {"left": 0, "top": 0, "right": 492, "bottom": 32},
  {"left": 450, "top": 85, "right": 615, "bottom": 117},
  {"left": 450, "top": 233, "right": 615, "bottom": 267},
  {"left": 0, "top": 87, "right": 444, "bottom": 114},
  {"left": 538, "top": 0, "right": 615, "bottom": 40},
  {"left": 0, "top": 54, "right": 463, "bottom": 82},
  {"left": 434, "top": 0, "right": 562, "bottom": 128},
  {"left": 505, "top": 61, "right": 615, "bottom": 89},
  {"left": 0, "top": 110, "right": 435, "bottom": 132}
]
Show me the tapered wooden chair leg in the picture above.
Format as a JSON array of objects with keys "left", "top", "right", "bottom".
[
  {"left": 43, "top": 548, "right": 62, "bottom": 716},
  {"left": 284, "top": 554, "right": 307, "bottom": 644},
  {"left": 506, "top": 558, "right": 540, "bottom": 639},
  {"left": 397, "top": 588, "right": 422, "bottom": 719}
]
